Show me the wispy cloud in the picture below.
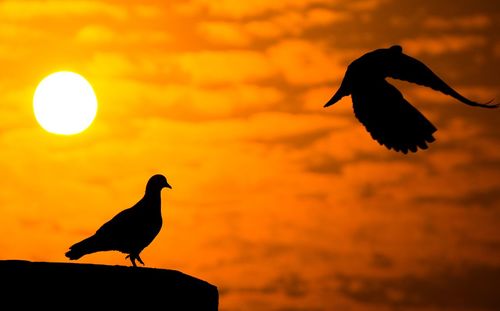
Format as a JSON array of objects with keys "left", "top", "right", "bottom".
[
  {"left": 198, "top": 8, "right": 349, "bottom": 46},
  {"left": 267, "top": 39, "right": 346, "bottom": 85},
  {"left": 176, "top": 50, "right": 277, "bottom": 85},
  {"left": 0, "top": 0, "right": 127, "bottom": 20},
  {"left": 423, "top": 14, "right": 491, "bottom": 30},
  {"left": 337, "top": 264, "right": 500, "bottom": 309},
  {"left": 177, "top": 0, "right": 337, "bottom": 19},
  {"left": 75, "top": 25, "right": 171, "bottom": 45},
  {"left": 401, "top": 34, "right": 487, "bottom": 55},
  {"left": 197, "top": 22, "right": 251, "bottom": 47}
]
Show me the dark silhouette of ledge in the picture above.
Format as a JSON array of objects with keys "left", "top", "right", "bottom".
[{"left": 0, "top": 260, "right": 218, "bottom": 309}]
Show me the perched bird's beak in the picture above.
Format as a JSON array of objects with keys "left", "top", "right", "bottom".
[{"left": 165, "top": 182, "right": 172, "bottom": 189}]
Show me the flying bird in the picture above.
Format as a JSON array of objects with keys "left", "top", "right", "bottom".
[
  {"left": 65, "top": 174, "right": 172, "bottom": 267},
  {"left": 324, "top": 45, "right": 498, "bottom": 154}
]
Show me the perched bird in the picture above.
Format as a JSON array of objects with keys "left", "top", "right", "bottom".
[
  {"left": 324, "top": 45, "right": 498, "bottom": 154},
  {"left": 65, "top": 174, "right": 172, "bottom": 267}
]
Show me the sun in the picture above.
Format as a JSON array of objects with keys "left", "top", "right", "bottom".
[{"left": 33, "top": 71, "right": 98, "bottom": 135}]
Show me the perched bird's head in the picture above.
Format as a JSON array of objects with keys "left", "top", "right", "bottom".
[{"left": 146, "top": 174, "right": 172, "bottom": 194}]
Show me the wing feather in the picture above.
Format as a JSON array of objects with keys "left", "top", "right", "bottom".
[
  {"left": 351, "top": 79, "right": 437, "bottom": 154},
  {"left": 388, "top": 52, "right": 497, "bottom": 108}
]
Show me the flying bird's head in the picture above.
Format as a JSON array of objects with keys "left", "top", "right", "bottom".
[
  {"left": 388, "top": 44, "right": 402, "bottom": 53},
  {"left": 146, "top": 174, "right": 172, "bottom": 193}
]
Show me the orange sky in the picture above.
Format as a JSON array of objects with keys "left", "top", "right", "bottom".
[{"left": 0, "top": 1, "right": 499, "bottom": 310}]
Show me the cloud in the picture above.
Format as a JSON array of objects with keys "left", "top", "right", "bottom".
[
  {"left": 0, "top": 23, "right": 47, "bottom": 40},
  {"left": 301, "top": 86, "right": 349, "bottom": 111},
  {"left": 401, "top": 35, "right": 487, "bottom": 56},
  {"left": 267, "top": 39, "right": 346, "bottom": 85},
  {"left": 0, "top": 0, "right": 127, "bottom": 20},
  {"left": 75, "top": 25, "right": 115, "bottom": 44},
  {"left": 90, "top": 77, "right": 284, "bottom": 121},
  {"left": 259, "top": 9, "right": 348, "bottom": 37},
  {"left": 85, "top": 52, "right": 183, "bottom": 83},
  {"left": 371, "top": 252, "right": 393, "bottom": 268},
  {"left": 414, "top": 187, "right": 500, "bottom": 208},
  {"left": 267, "top": 272, "right": 308, "bottom": 297},
  {"left": 160, "top": 85, "right": 284, "bottom": 119},
  {"left": 240, "top": 112, "right": 338, "bottom": 142},
  {"left": 197, "top": 22, "right": 251, "bottom": 47},
  {"left": 75, "top": 25, "right": 170, "bottom": 45},
  {"left": 494, "top": 42, "right": 500, "bottom": 58},
  {"left": 176, "top": 50, "right": 277, "bottom": 85},
  {"left": 132, "top": 4, "right": 164, "bottom": 19},
  {"left": 306, "top": 7, "right": 349, "bottom": 26},
  {"left": 336, "top": 264, "right": 500, "bottom": 309},
  {"left": 185, "top": 85, "right": 284, "bottom": 117},
  {"left": 198, "top": 8, "right": 349, "bottom": 47},
  {"left": 433, "top": 116, "right": 486, "bottom": 147},
  {"left": 86, "top": 53, "right": 140, "bottom": 77},
  {"left": 177, "top": 0, "right": 336, "bottom": 19},
  {"left": 259, "top": 8, "right": 349, "bottom": 37},
  {"left": 346, "top": 0, "right": 388, "bottom": 11},
  {"left": 122, "top": 112, "right": 338, "bottom": 148},
  {"left": 423, "top": 14, "right": 491, "bottom": 30},
  {"left": 243, "top": 20, "right": 284, "bottom": 40}
]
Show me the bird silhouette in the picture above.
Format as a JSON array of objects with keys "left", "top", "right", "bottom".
[
  {"left": 65, "top": 174, "right": 172, "bottom": 267},
  {"left": 324, "top": 45, "right": 498, "bottom": 154}
]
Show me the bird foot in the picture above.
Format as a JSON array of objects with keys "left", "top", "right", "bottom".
[
  {"left": 137, "top": 255, "right": 145, "bottom": 265},
  {"left": 125, "top": 254, "right": 145, "bottom": 267}
]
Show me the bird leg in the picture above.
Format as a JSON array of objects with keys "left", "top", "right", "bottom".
[
  {"left": 136, "top": 255, "right": 145, "bottom": 265},
  {"left": 125, "top": 254, "right": 145, "bottom": 267},
  {"left": 125, "top": 254, "right": 136, "bottom": 267}
]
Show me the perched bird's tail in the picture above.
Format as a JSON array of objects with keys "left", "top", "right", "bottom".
[{"left": 65, "top": 235, "right": 101, "bottom": 260}]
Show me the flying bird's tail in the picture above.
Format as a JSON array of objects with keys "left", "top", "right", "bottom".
[{"left": 65, "top": 236, "right": 101, "bottom": 260}]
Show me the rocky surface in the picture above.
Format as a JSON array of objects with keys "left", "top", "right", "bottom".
[{"left": 0, "top": 259, "right": 218, "bottom": 310}]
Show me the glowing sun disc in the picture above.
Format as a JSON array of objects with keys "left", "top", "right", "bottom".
[{"left": 33, "top": 71, "right": 98, "bottom": 135}]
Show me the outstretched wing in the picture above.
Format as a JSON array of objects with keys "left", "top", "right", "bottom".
[
  {"left": 351, "top": 79, "right": 437, "bottom": 154},
  {"left": 388, "top": 51, "right": 498, "bottom": 108}
]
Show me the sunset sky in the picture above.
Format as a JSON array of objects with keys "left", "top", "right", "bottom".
[{"left": 1, "top": 0, "right": 499, "bottom": 310}]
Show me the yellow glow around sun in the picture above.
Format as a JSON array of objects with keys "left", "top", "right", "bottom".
[{"left": 33, "top": 71, "right": 98, "bottom": 135}]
